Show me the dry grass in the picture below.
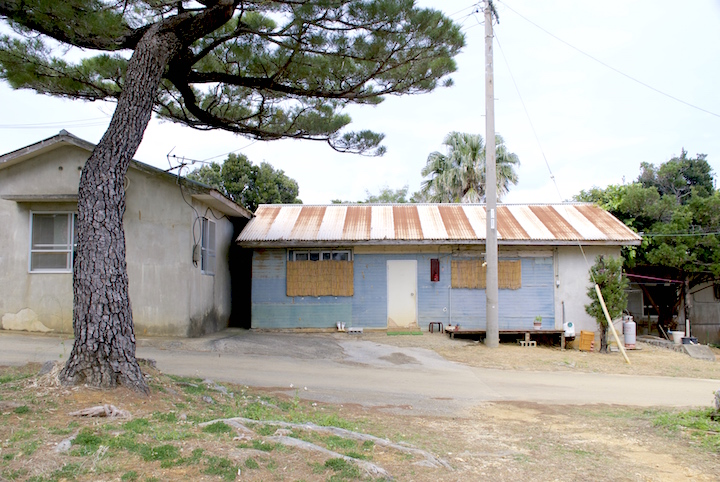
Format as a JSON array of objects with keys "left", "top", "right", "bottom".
[{"left": 363, "top": 331, "right": 720, "bottom": 379}]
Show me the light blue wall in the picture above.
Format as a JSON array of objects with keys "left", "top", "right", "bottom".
[{"left": 250, "top": 249, "right": 555, "bottom": 330}]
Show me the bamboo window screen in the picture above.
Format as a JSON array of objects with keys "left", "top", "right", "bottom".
[
  {"left": 287, "top": 261, "right": 354, "bottom": 297},
  {"left": 451, "top": 260, "right": 521, "bottom": 290}
]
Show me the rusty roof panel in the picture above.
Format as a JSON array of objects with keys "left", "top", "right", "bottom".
[
  {"left": 370, "top": 206, "right": 394, "bottom": 240},
  {"left": 437, "top": 205, "right": 473, "bottom": 239},
  {"left": 393, "top": 205, "right": 423, "bottom": 239},
  {"left": 237, "top": 205, "right": 280, "bottom": 241},
  {"left": 497, "top": 206, "right": 529, "bottom": 240},
  {"left": 530, "top": 205, "right": 582, "bottom": 240},
  {"left": 342, "top": 206, "right": 371, "bottom": 240},
  {"left": 576, "top": 204, "right": 638, "bottom": 241},
  {"left": 553, "top": 205, "right": 607, "bottom": 240},
  {"left": 462, "top": 205, "right": 487, "bottom": 239},
  {"left": 417, "top": 205, "right": 449, "bottom": 239},
  {"left": 508, "top": 205, "right": 555, "bottom": 240},
  {"left": 238, "top": 203, "right": 641, "bottom": 245},
  {"left": 265, "top": 205, "right": 302, "bottom": 240},
  {"left": 290, "top": 206, "right": 326, "bottom": 240},
  {"left": 317, "top": 205, "right": 347, "bottom": 240}
]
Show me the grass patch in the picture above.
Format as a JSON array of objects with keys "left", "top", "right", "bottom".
[
  {"left": 123, "top": 418, "right": 151, "bottom": 433},
  {"left": 244, "top": 457, "right": 260, "bottom": 469},
  {"left": 324, "top": 457, "right": 364, "bottom": 481},
  {"left": 9, "top": 429, "right": 35, "bottom": 443},
  {"left": 13, "top": 405, "right": 30, "bottom": 414},
  {"left": 324, "top": 435, "right": 358, "bottom": 451},
  {"left": 120, "top": 470, "right": 139, "bottom": 481},
  {"left": 251, "top": 439, "right": 278, "bottom": 452},
  {"left": 71, "top": 428, "right": 103, "bottom": 456},
  {"left": 138, "top": 443, "right": 182, "bottom": 467},
  {"left": 202, "top": 421, "right": 233, "bottom": 435},
  {"left": 204, "top": 456, "right": 238, "bottom": 481},
  {"left": 653, "top": 408, "right": 720, "bottom": 451}
]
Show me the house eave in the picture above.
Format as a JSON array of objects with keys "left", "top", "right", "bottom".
[
  {"left": 238, "top": 239, "right": 642, "bottom": 248},
  {"left": 1, "top": 194, "right": 79, "bottom": 203},
  {"left": 191, "top": 191, "right": 253, "bottom": 219}
]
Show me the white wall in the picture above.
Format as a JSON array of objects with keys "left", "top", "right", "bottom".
[
  {"left": 554, "top": 245, "right": 622, "bottom": 336},
  {"left": 0, "top": 146, "right": 84, "bottom": 333},
  {"left": 0, "top": 143, "right": 237, "bottom": 336}
]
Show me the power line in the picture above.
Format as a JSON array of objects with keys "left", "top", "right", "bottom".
[
  {"left": 497, "top": 0, "right": 720, "bottom": 119},
  {"left": 0, "top": 116, "right": 111, "bottom": 129},
  {"left": 494, "top": 27, "right": 595, "bottom": 278},
  {"left": 642, "top": 231, "right": 720, "bottom": 238}
]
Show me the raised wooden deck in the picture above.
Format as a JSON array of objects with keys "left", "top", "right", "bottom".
[{"left": 446, "top": 329, "right": 567, "bottom": 350}]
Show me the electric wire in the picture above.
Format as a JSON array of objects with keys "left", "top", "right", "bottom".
[
  {"left": 494, "top": 29, "right": 596, "bottom": 276},
  {"left": 0, "top": 116, "right": 111, "bottom": 129},
  {"left": 497, "top": 0, "right": 720, "bottom": 119}
]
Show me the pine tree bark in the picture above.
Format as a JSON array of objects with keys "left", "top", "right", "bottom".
[
  {"left": 59, "top": 2, "right": 235, "bottom": 392},
  {"left": 59, "top": 24, "right": 183, "bottom": 393}
]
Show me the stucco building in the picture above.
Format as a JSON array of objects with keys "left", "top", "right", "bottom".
[{"left": 0, "top": 131, "right": 252, "bottom": 336}]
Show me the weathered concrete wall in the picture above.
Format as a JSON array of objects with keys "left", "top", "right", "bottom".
[
  {"left": 555, "top": 245, "right": 622, "bottom": 336},
  {"left": 0, "top": 145, "right": 84, "bottom": 333},
  {"left": 0, "top": 143, "right": 235, "bottom": 336}
]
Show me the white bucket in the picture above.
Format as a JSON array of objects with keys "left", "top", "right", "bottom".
[{"left": 671, "top": 331, "right": 684, "bottom": 344}]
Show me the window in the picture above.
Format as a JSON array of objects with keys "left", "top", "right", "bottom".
[
  {"left": 289, "top": 250, "right": 352, "bottom": 262},
  {"left": 29, "top": 212, "right": 77, "bottom": 272},
  {"left": 451, "top": 259, "right": 521, "bottom": 290},
  {"left": 286, "top": 249, "right": 354, "bottom": 297},
  {"left": 201, "top": 218, "right": 216, "bottom": 275}
]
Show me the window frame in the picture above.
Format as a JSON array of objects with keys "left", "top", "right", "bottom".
[
  {"left": 28, "top": 211, "right": 77, "bottom": 274},
  {"left": 200, "top": 217, "right": 216, "bottom": 276},
  {"left": 288, "top": 249, "right": 353, "bottom": 262}
]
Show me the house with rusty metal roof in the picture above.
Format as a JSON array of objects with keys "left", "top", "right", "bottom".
[{"left": 237, "top": 204, "right": 641, "bottom": 338}]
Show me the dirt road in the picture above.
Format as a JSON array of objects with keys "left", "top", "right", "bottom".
[{"left": 0, "top": 330, "right": 717, "bottom": 415}]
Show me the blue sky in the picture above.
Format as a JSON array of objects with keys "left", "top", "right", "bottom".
[{"left": 1, "top": 0, "right": 719, "bottom": 204}]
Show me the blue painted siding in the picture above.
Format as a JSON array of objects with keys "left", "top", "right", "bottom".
[
  {"left": 448, "top": 257, "right": 555, "bottom": 330},
  {"left": 250, "top": 249, "right": 554, "bottom": 330}
]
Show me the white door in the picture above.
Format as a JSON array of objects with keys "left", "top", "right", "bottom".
[{"left": 387, "top": 260, "right": 418, "bottom": 329}]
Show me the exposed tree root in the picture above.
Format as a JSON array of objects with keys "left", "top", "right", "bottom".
[
  {"left": 200, "top": 417, "right": 452, "bottom": 470},
  {"left": 69, "top": 404, "right": 131, "bottom": 418},
  {"left": 267, "top": 435, "right": 391, "bottom": 478}
]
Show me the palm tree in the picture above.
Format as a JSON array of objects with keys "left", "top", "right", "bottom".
[{"left": 420, "top": 132, "right": 519, "bottom": 203}]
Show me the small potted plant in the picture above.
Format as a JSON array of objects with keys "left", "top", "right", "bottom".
[{"left": 533, "top": 315, "right": 542, "bottom": 330}]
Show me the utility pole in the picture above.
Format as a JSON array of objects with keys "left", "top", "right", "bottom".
[{"left": 484, "top": 1, "right": 499, "bottom": 348}]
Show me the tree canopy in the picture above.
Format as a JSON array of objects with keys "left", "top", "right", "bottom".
[
  {"left": 188, "top": 153, "right": 301, "bottom": 212},
  {"left": 585, "top": 255, "right": 628, "bottom": 353},
  {"left": 420, "top": 132, "right": 519, "bottom": 203},
  {"left": 576, "top": 151, "right": 718, "bottom": 327},
  {"left": 332, "top": 185, "right": 410, "bottom": 204},
  {"left": 1, "top": 0, "right": 463, "bottom": 155},
  {"left": 0, "top": 0, "right": 464, "bottom": 392}
]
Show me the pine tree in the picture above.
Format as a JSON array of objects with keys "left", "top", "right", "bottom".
[
  {"left": 0, "top": 0, "right": 464, "bottom": 392},
  {"left": 585, "top": 255, "right": 629, "bottom": 353}
]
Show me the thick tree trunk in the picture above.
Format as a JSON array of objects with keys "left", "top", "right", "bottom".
[
  {"left": 59, "top": 2, "right": 237, "bottom": 393},
  {"left": 599, "top": 324, "right": 608, "bottom": 353},
  {"left": 59, "top": 25, "right": 183, "bottom": 393}
]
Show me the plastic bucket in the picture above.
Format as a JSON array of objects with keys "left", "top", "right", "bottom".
[{"left": 671, "top": 331, "right": 684, "bottom": 344}]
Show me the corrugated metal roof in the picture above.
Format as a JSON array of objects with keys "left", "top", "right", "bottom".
[{"left": 237, "top": 203, "right": 642, "bottom": 246}]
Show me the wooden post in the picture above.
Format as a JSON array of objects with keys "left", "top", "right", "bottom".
[{"left": 595, "top": 284, "right": 631, "bottom": 365}]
